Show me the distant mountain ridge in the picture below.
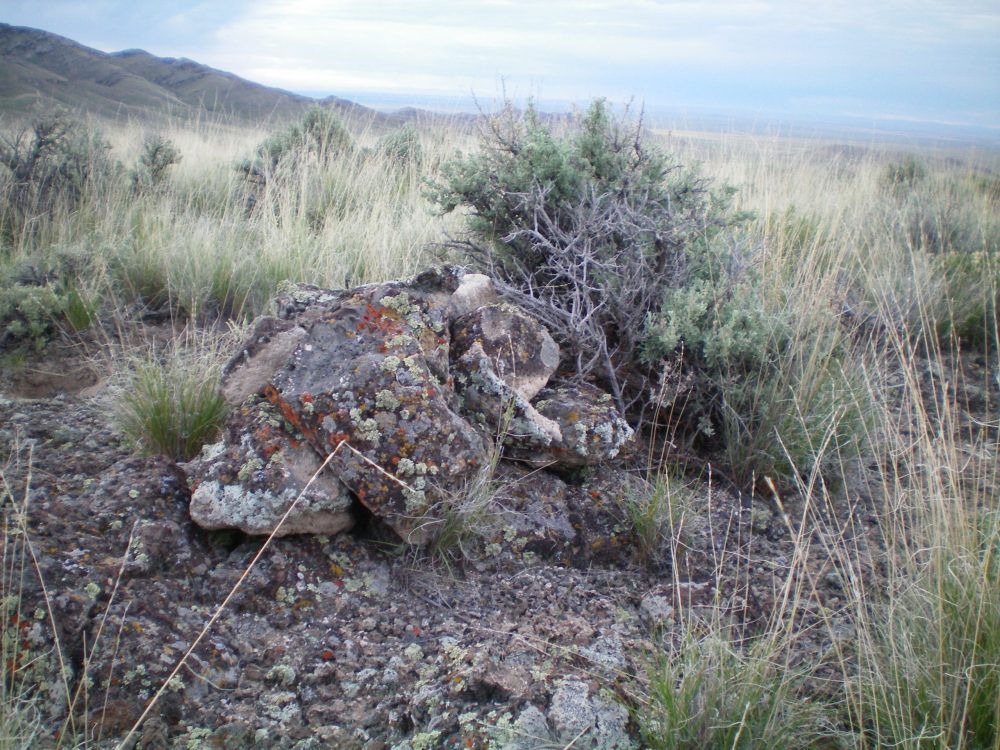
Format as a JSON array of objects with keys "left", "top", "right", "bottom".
[{"left": 0, "top": 23, "right": 383, "bottom": 124}]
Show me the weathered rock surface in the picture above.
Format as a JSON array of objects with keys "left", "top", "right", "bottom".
[
  {"left": 186, "top": 268, "right": 635, "bottom": 545},
  {"left": 506, "top": 383, "right": 635, "bottom": 468},
  {"left": 263, "top": 272, "right": 490, "bottom": 544},
  {"left": 0, "top": 388, "right": 866, "bottom": 749},
  {"left": 185, "top": 396, "right": 355, "bottom": 537},
  {"left": 451, "top": 302, "right": 560, "bottom": 402}
]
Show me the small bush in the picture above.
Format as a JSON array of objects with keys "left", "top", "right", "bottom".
[
  {"left": 130, "top": 134, "right": 182, "bottom": 193},
  {"left": 117, "top": 345, "right": 228, "bottom": 461},
  {"left": 0, "top": 282, "right": 64, "bottom": 349},
  {"left": 238, "top": 108, "right": 355, "bottom": 220},
  {"left": 882, "top": 156, "right": 926, "bottom": 190},
  {"left": 930, "top": 251, "right": 999, "bottom": 350},
  {"left": 245, "top": 107, "right": 353, "bottom": 176},
  {"left": 430, "top": 99, "right": 762, "bottom": 441},
  {"left": 376, "top": 125, "right": 423, "bottom": 167},
  {"left": 0, "top": 114, "right": 114, "bottom": 244}
]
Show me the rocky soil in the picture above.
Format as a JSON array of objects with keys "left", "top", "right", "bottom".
[
  {"left": 0, "top": 390, "right": 878, "bottom": 749},
  {"left": 7, "top": 275, "right": 992, "bottom": 749}
]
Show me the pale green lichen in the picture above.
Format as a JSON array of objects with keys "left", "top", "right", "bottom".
[
  {"left": 411, "top": 730, "right": 442, "bottom": 750},
  {"left": 403, "top": 487, "right": 427, "bottom": 512},
  {"left": 375, "top": 389, "right": 401, "bottom": 410},
  {"left": 386, "top": 333, "right": 413, "bottom": 348},
  {"left": 238, "top": 457, "right": 264, "bottom": 482},
  {"left": 381, "top": 355, "right": 402, "bottom": 373},
  {"left": 266, "top": 664, "right": 297, "bottom": 686},
  {"left": 356, "top": 418, "right": 380, "bottom": 445},
  {"left": 381, "top": 292, "right": 414, "bottom": 315},
  {"left": 84, "top": 581, "right": 101, "bottom": 600},
  {"left": 403, "top": 355, "right": 424, "bottom": 379}
]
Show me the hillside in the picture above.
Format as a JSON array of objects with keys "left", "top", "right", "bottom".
[{"left": 0, "top": 23, "right": 379, "bottom": 124}]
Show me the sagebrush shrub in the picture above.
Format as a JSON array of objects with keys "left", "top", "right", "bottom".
[
  {"left": 130, "top": 134, "right": 182, "bottom": 193},
  {"left": 238, "top": 107, "right": 355, "bottom": 219},
  {"left": 430, "top": 99, "right": 769, "bottom": 440},
  {"left": 376, "top": 125, "right": 423, "bottom": 167},
  {"left": 0, "top": 114, "right": 115, "bottom": 244}
]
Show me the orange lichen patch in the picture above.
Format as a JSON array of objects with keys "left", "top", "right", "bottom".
[
  {"left": 356, "top": 303, "right": 405, "bottom": 336},
  {"left": 327, "top": 432, "right": 351, "bottom": 447},
  {"left": 300, "top": 392, "right": 314, "bottom": 404},
  {"left": 263, "top": 384, "right": 321, "bottom": 447}
]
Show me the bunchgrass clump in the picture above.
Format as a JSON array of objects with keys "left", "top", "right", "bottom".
[
  {"left": 625, "top": 472, "right": 694, "bottom": 566},
  {"left": 853, "top": 515, "right": 999, "bottom": 750},
  {"left": 116, "top": 336, "right": 229, "bottom": 461},
  {"left": 639, "top": 636, "right": 837, "bottom": 749}
]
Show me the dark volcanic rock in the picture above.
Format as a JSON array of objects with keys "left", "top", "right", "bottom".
[
  {"left": 264, "top": 272, "right": 490, "bottom": 544},
  {"left": 186, "top": 269, "right": 636, "bottom": 544}
]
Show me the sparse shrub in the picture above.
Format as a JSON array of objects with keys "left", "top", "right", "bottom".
[
  {"left": 0, "top": 250, "right": 99, "bottom": 347},
  {"left": 238, "top": 107, "right": 355, "bottom": 221},
  {"left": 376, "top": 125, "right": 423, "bottom": 167},
  {"left": 130, "top": 134, "right": 182, "bottom": 192},
  {"left": 930, "top": 251, "right": 999, "bottom": 349},
  {"left": 0, "top": 282, "right": 64, "bottom": 349},
  {"left": 117, "top": 344, "right": 228, "bottom": 461},
  {"left": 244, "top": 107, "right": 353, "bottom": 176},
  {"left": 430, "top": 99, "right": 764, "bottom": 442},
  {"left": 0, "top": 114, "right": 114, "bottom": 244},
  {"left": 716, "top": 320, "right": 870, "bottom": 487},
  {"left": 883, "top": 156, "right": 926, "bottom": 190}
]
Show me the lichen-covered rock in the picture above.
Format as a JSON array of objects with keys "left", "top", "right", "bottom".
[
  {"left": 184, "top": 396, "right": 355, "bottom": 536},
  {"left": 450, "top": 302, "right": 568, "bottom": 464},
  {"left": 220, "top": 316, "right": 308, "bottom": 407},
  {"left": 451, "top": 303, "right": 560, "bottom": 402},
  {"left": 446, "top": 272, "right": 498, "bottom": 319},
  {"left": 264, "top": 274, "right": 489, "bottom": 544},
  {"left": 488, "top": 463, "right": 640, "bottom": 567},
  {"left": 547, "top": 679, "right": 634, "bottom": 750},
  {"left": 506, "top": 383, "right": 634, "bottom": 469}
]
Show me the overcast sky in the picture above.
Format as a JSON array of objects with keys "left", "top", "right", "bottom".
[{"left": 3, "top": 0, "right": 999, "bottom": 128}]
